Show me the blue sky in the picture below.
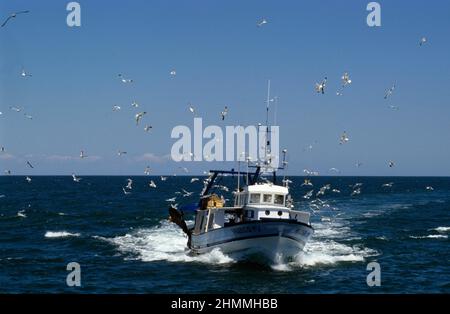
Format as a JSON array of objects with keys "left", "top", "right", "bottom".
[{"left": 1, "top": 0, "right": 449, "bottom": 176}]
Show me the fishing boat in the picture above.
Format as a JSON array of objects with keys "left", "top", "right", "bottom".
[{"left": 168, "top": 82, "right": 314, "bottom": 263}]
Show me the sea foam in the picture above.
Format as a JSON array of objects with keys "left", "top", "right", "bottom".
[{"left": 45, "top": 231, "right": 80, "bottom": 238}]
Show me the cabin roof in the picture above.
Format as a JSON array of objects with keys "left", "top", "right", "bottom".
[{"left": 245, "top": 183, "right": 288, "bottom": 194}]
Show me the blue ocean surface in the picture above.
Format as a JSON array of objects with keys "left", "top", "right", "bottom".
[{"left": 0, "top": 176, "right": 449, "bottom": 293}]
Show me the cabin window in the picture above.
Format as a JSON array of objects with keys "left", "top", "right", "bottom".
[
  {"left": 274, "top": 194, "right": 285, "bottom": 205},
  {"left": 249, "top": 193, "right": 261, "bottom": 203},
  {"left": 263, "top": 194, "right": 273, "bottom": 203}
]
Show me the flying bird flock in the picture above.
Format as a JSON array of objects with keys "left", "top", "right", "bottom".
[{"left": 0, "top": 10, "right": 438, "bottom": 220}]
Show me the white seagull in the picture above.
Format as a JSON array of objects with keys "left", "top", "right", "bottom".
[
  {"left": 135, "top": 112, "right": 147, "bottom": 125},
  {"left": 112, "top": 105, "right": 121, "bottom": 111},
  {"left": 419, "top": 37, "right": 427, "bottom": 46},
  {"left": 26, "top": 176, "right": 32, "bottom": 183},
  {"left": 182, "top": 189, "right": 193, "bottom": 197},
  {"left": 131, "top": 101, "right": 139, "bottom": 108},
  {"left": 257, "top": 18, "right": 268, "bottom": 27},
  {"left": 125, "top": 179, "right": 133, "bottom": 190},
  {"left": 72, "top": 173, "right": 81, "bottom": 182},
  {"left": 149, "top": 180, "right": 157, "bottom": 188},
  {"left": 9, "top": 106, "right": 22, "bottom": 112},
  {"left": 122, "top": 187, "right": 131, "bottom": 195},
  {"left": 1, "top": 10, "right": 30, "bottom": 28},
  {"left": 341, "top": 72, "right": 352, "bottom": 87},
  {"left": 80, "top": 150, "right": 87, "bottom": 159},
  {"left": 221, "top": 106, "right": 228, "bottom": 121},
  {"left": 21, "top": 68, "right": 32, "bottom": 78},
  {"left": 384, "top": 84, "right": 396, "bottom": 99},
  {"left": 144, "top": 125, "right": 153, "bottom": 132},
  {"left": 144, "top": 167, "right": 151, "bottom": 175},
  {"left": 118, "top": 74, "right": 133, "bottom": 84},
  {"left": 315, "top": 77, "right": 327, "bottom": 94},
  {"left": 339, "top": 131, "right": 349, "bottom": 145}
]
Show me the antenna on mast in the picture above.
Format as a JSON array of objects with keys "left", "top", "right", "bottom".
[{"left": 265, "top": 80, "right": 271, "bottom": 167}]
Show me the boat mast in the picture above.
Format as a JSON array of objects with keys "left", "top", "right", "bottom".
[{"left": 264, "top": 80, "right": 276, "bottom": 183}]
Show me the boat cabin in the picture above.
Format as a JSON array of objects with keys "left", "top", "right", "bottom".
[{"left": 192, "top": 183, "right": 311, "bottom": 235}]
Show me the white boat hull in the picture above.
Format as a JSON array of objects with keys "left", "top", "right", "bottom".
[{"left": 189, "top": 220, "right": 313, "bottom": 263}]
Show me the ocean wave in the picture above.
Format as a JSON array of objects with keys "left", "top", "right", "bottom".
[
  {"left": 99, "top": 218, "right": 376, "bottom": 271},
  {"left": 297, "top": 240, "right": 378, "bottom": 267},
  {"left": 45, "top": 231, "right": 80, "bottom": 238},
  {"left": 433, "top": 227, "right": 450, "bottom": 233},
  {"left": 409, "top": 235, "right": 448, "bottom": 239},
  {"left": 96, "top": 221, "right": 234, "bottom": 265}
]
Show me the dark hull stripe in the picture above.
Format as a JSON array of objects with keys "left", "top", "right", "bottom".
[{"left": 191, "top": 233, "right": 308, "bottom": 250}]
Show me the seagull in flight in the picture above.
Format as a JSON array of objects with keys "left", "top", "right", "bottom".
[
  {"left": 384, "top": 84, "right": 395, "bottom": 99},
  {"left": 21, "top": 68, "right": 32, "bottom": 78},
  {"left": 112, "top": 105, "right": 121, "bottom": 111},
  {"left": 160, "top": 176, "right": 167, "bottom": 181},
  {"left": 425, "top": 186, "right": 434, "bottom": 191},
  {"left": 122, "top": 187, "right": 131, "bottom": 195},
  {"left": 181, "top": 189, "right": 193, "bottom": 197},
  {"left": 382, "top": 182, "right": 394, "bottom": 188},
  {"left": 9, "top": 106, "right": 22, "bottom": 112},
  {"left": 72, "top": 173, "right": 81, "bottom": 182},
  {"left": 166, "top": 197, "right": 177, "bottom": 202},
  {"left": 26, "top": 176, "right": 32, "bottom": 183},
  {"left": 117, "top": 150, "right": 127, "bottom": 156},
  {"left": 170, "top": 70, "right": 177, "bottom": 76},
  {"left": 26, "top": 161, "right": 34, "bottom": 169},
  {"left": 125, "top": 179, "right": 133, "bottom": 190},
  {"left": 388, "top": 105, "right": 399, "bottom": 111},
  {"left": 351, "top": 187, "right": 361, "bottom": 196},
  {"left": 135, "top": 112, "right": 147, "bottom": 125},
  {"left": 190, "top": 178, "right": 199, "bottom": 183},
  {"left": 24, "top": 113, "right": 33, "bottom": 120},
  {"left": 118, "top": 74, "right": 133, "bottom": 84},
  {"left": 188, "top": 104, "right": 195, "bottom": 115},
  {"left": 131, "top": 101, "right": 139, "bottom": 108},
  {"left": 149, "top": 180, "right": 157, "bottom": 188},
  {"left": 315, "top": 77, "right": 327, "bottom": 94},
  {"left": 221, "top": 106, "right": 228, "bottom": 121},
  {"left": 144, "top": 167, "right": 151, "bottom": 175},
  {"left": 1, "top": 10, "right": 30, "bottom": 28},
  {"left": 341, "top": 72, "right": 352, "bottom": 87},
  {"left": 419, "top": 37, "right": 427, "bottom": 46},
  {"left": 388, "top": 160, "right": 395, "bottom": 168},
  {"left": 303, "top": 190, "right": 314, "bottom": 200},
  {"left": 257, "top": 18, "right": 268, "bottom": 27},
  {"left": 80, "top": 150, "right": 87, "bottom": 159},
  {"left": 301, "top": 179, "right": 313, "bottom": 187},
  {"left": 144, "top": 125, "right": 153, "bottom": 132},
  {"left": 339, "top": 131, "right": 349, "bottom": 145}
]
